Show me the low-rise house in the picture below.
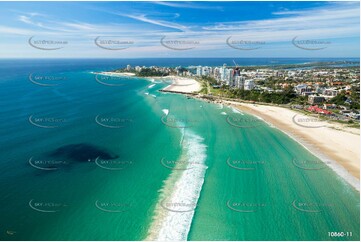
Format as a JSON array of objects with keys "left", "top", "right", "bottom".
[
  {"left": 323, "top": 104, "right": 337, "bottom": 109},
  {"left": 322, "top": 89, "right": 338, "bottom": 97},
  {"left": 302, "top": 92, "right": 317, "bottom": 97},
  {"left": 295, "top": 84, "right": 313, "bottom": 95},
  {"left": 308, "top": 105, "right": 332, "bottom": 114},
  {"left": 308, "top": 95, "right": 325, "bottom": 105}
]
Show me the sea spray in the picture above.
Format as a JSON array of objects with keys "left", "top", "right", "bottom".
[
  {"left": 162, "top": 109, "right": 169, "bottom": 116},
  {"left": 145, "top": 130, "right": 207, "bottom": 241}
]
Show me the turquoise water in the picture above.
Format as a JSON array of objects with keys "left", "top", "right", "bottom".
[
  {"left": 0, "top": 59, "right": 359, "bottom": 241},
  {"left": 0, "top": 65, "right": 180, "bottom": 240}
]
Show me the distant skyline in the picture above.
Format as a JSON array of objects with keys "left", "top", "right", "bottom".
[{"left": 0, "top": 1, "right": 359, "bottom": 58}]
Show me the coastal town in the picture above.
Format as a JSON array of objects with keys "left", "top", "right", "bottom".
[
  {"left": 107, "top": 61, "right": 361, "bottom": 183},
  {"left": 114, "top": 62, "right": 360, "bottom": 125}
]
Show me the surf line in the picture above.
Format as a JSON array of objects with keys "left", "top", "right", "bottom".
[{"left": 145, "top": 127, "right": 208, "bottom": 241}]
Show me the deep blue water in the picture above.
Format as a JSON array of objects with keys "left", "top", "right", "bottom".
[{"left": 0, "top": 57, "right": 359, "bottom": 73}]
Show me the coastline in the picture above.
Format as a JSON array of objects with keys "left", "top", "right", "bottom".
[
  {"left": 96, "top": 71, "right": 136, "bottom": 76},
  {"left": 208, "top": 98, "right": 360, "bottom": 190},
  {"left": 160, "top": 76, "right": 201, "bottom": 94},
  {"left": 96, "top": 71, "right": 201, "bottom": 94},
  {"left": 97, "top": 70, "right": 360, "bottom": 190}
]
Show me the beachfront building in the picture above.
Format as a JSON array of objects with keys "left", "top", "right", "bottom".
[
  {"left": 196, "top": 66, "right": 202, "bottom": 76},
  {"left": 219, "top": 64, "right": 227, "bottom": 81},
  {"left": 295, "top": 84, "right": 313, "bottom": 95},
  {"left": 213, "top": 67, "right": 221, "bottom": 80},
  {"left": 244, "top": 79, "right": 255, "bottom": 90},
  {"left": 224, "top": 69, "right": 233, "bottom": 85},
  {"left": 202, "top": 66, "right": 212, "bottom": 76},
  {"left": 196, "top": 66, "right": 212, "bottom": 77},
  {"left": 234, "top": 76, "right": 245, "bottom": 89},
  {"left": 308, "top": 95, "right": 325, "bottom": 105}
]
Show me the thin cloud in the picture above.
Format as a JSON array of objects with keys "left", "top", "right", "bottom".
[
  {"left": 152, "top": 1, "right": 223, "bottom": 11},
  {"left": 118, "top": 13, "right": 188, "bottom": 32},
  {"left": 202, "top": 2, "right": 359, "bottom": 41}
]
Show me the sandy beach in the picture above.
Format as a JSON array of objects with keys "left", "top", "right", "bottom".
[
  {"left": 221, "top": 100, "right": 360, "bottom": 189},
  {"left": 161, "top": 76, "right": 201, "bottom": 93},
  {"left": 97, "top": 71, "right": 136, "bottom": 76}
]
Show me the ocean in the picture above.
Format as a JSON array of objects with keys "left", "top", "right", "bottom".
[{"left": 0, "top": 58, "right": 359, "bottom": 241}]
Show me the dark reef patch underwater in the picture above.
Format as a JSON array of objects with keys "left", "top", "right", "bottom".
[{"left": 49, "top": 143, "right": 118, "bottom": 163}]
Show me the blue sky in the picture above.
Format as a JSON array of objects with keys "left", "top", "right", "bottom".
[{"left": 0, "top": 1, "right": 359, "bottom": 58}]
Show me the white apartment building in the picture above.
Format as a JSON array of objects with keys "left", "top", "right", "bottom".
[
  {"left": 234, "top": 76, "right": 245, "bottom": 89},
  {"left": 244, "top": 79, "right": 255, "bottom": 90}
]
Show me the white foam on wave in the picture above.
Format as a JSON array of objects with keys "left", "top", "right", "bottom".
[
  {"left": 149, "top": 84, "right": 156, "bottom": 88},
  {"left": 162, "top": 109, "right": 169, "bottom": 116},
  {"left": 231, "top": 107, "right": 240, "bottom": 113},
  {"left": 144, "top": 92, "right": 149, "bottom": 95},
  {"left": 151, "top": 94, "right": 157, "bottom": 98},
  {"left": 220, "top": 112, "right": 227, "bottom": 115},
  {"left": 231, "top": 107, "right": 244, "bottom": 115},
  {"left": 146, "top": 131, "right": 208, "bottom": 241}
]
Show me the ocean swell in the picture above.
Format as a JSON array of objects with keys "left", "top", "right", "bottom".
[{"left": 145, "top": 130, "right": 207, "bottom": 241}]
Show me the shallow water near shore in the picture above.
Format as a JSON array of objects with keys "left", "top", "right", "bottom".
[{"left": 0, "top": 59, "right": 359, "bottom": 241}]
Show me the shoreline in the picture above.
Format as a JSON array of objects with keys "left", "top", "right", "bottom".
[
  {"left": 96, "top": 71, "right": 201, "bottom": 94},
  {"left": 159, "top": 76, "right": 201, "bottom": 94},
  {"left": 97, "top": 70, "right": 359, "bottom": 190},
  {"left": 95, "top": 71, "right": 136, "bottom": 76},
  {"left": 194, "top": 96, "right": 360, "bottom": 191}
]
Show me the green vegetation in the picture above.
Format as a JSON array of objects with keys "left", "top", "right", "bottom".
[
  {"left": 137, "top": 68, "right": 169, "bottom": 77},
  {"left": 113, "top": 67, "right": 170, "bottom": 77},
  {"left": 330, "top": 92, "right": 347, "bottom": 105},
  {"left": 201, "top": 76, "right": 297, "bottom": 104},
  {"left": 330, "top": 86, "right": 360, "bottom": 110}
]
